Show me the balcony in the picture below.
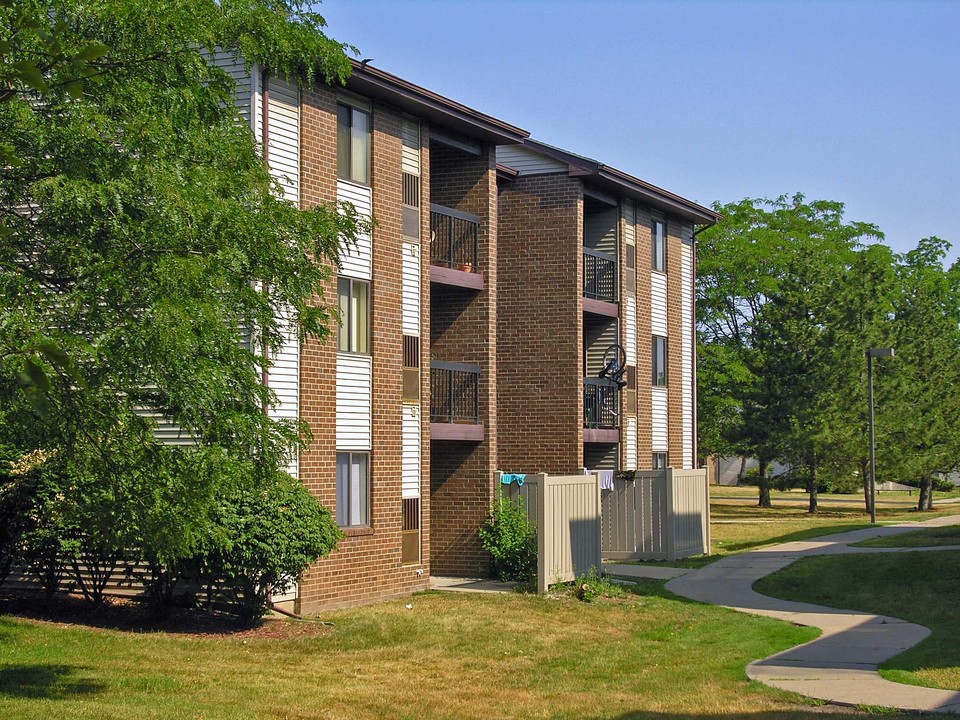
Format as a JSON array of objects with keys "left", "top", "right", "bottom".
[
  {"left": 430, "top": 361, "right": 483, "bottom": 441},
  {"left": 430, "top": 204, "right": 483, "bottom": 290},
  {"left": 583, "top": 249, "right": 617, "bottom": 316},
  {"left": 583, "top": 378, "right": 620, "bottom": 444}
]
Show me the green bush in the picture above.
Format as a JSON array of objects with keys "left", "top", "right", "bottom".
[
  {"left": 199, "top": 471, "right": 342, "bottom": 625},
  {"left": 572, "top": 566, "right": 626, "bottom": 602},
  {"left": 478, "top": 492, "right": 537, "bottom": 583}
]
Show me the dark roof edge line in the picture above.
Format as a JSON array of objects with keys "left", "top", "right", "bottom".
[
  {"left": 349, "top": 60, "right": 529, "bottom": 143},
  {"left": 598, "top": 167, "right": 721, "bottom": 224},
  {"left": 523, "top": 138, "right": 720, "bottom": 224}
]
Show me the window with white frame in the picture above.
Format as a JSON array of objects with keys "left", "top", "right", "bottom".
[
  {"left": 652, "top": 218, "right": 666, "bottom": 272},
  {"left": 336, "top": 451, "right": 370, "bottom": 527},
  {"left": 338, "top": 277, "right": 370, "bottom": 353},
  {"left": 337, "top": 103, "right": 370, "bottom": 185},
  {"left": 653, "top": 335, "right": 667, "bottom": 386}
]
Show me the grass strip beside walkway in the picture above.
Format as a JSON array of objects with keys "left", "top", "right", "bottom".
[{"left": 755, "top": 549, "right": 960, "bottom": 692}]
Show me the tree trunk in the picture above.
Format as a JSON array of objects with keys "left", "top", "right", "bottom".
[
  {"left": 917, "top": 474, "right": 932, "bottom": 511},
  {"left": 808, "top": 455, "right": 818, "bottom": 514},
  {"left": 737, "top": 456, "right": 748, "bottom": 484},
  {"left": 860, "top": 458, "right": 871, "bottom": 514},
  {"left": 757, "top": 459, "right": 772, "bottom": 508}
]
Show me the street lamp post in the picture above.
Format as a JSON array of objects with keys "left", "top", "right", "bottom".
[{"left": 867, "top": 347, "right": 895, "bottom": 524}]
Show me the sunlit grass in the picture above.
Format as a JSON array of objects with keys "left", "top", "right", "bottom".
[
  {"left": 854, "top": 523, "right": 960, "bottom": 548},
  {"left": 756, "top": 550, "right": 960, "bottom": 692},
  {"left": 0, "top": 587, "right": 848, "bottom": 720}
]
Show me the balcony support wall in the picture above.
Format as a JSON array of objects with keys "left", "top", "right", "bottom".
[{"left": 428, "top": 142, "right": 498, "bottom": 577}]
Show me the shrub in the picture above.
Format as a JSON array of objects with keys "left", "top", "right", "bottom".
[
  {"left": 572, "top": 566, "right": 626, "bottom": 602},
  {"left": 478, "top": 492, "right": 537, "bottom": 583},
  {"left": 199, "top": 472, "right": 342, "bottom": 625}
]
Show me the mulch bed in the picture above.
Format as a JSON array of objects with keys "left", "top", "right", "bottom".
[{"left": 0, "top": 592, "right": 333, "bottom": 640}]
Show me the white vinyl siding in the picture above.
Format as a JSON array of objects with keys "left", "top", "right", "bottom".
[
  {"left": 336, "top": 354, "right": 372, "bottom": 450},
  {"left": 681, "top": 241, "right": 694, "bottom": 469},
  {"left": 622, "top": 201, "right": 636, "bottom": 246},
  {"left": 584, "top": 208, "right": 618, "bottom": 256},
  {"left": 401, "top": 242, "right": 421, "bottom": 336},
  {"left": 402, "top": 406, "right": 421, "bottom": 499},
  {"left": 496, "top": 144, "right": 568, "bottom": 175},
  {"left": 138, "top": 411, "right": 194, "bottom": 446},
  {"left": 266, "top": 75, "right": 299, "bottom": 205},
  {"left": 651, "top": 271, "right": 668, "bottom": 336},
  {"left": 624, "top": 295, "right": 637, "bottom": 367},
  {"left": 625, "top": 416, "right": 638, "bottom": 471},
  {"left": 267, "top": 305, "right": 299, "bottom": 478},
  {"left": 209, "top": 50, "right": 256, "bottom": 132},
  {"left": 337, "top": 180, "right": 372, "bottom": 280},
  {"left": 401, "top": 117, "right": 420, "bottom": 176},
  {"left": 652, "top": 386, "right": 669, "bottom": 452}
]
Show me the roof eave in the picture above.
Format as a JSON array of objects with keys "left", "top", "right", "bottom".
[{"left": 345, "top": 61, "right": 529, "bottom": 146}]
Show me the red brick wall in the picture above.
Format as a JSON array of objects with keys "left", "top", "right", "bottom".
[
  {"left": 497, "top": 174, "right": 583, "bottom": 475},
  {"left": 428, "top": 143, "right": 498, "bottom": 577},
  {"left": 298, "top": 87, "right": 430, "bottom": 612}
]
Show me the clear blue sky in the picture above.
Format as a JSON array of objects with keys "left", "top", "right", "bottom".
[{"left": 319, "top": 0, "right": 960, "bottom": 264}]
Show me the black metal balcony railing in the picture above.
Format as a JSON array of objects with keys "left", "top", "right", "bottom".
[
  {"left": 584, "top": 378, "right": 618, "bottom": 429},
  {"left": 431, "top": 204, "right": 479, "bottom": 271},
  {"left": 430, "top": 361, "right": 480, "bottom": 424},
  {"left": 583, "top": 249, "right": 616, "bottom": 303}
]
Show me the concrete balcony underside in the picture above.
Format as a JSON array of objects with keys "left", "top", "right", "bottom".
[
  {"left": 582, "top": 297, "right": 619, "bottom": 317},
  {"left": 430, "top": 264, "right": 484, "bottom": 290},
  {"left": 583, "top": 428, "right": 620, "bottom": 444},
  {"left": 430, "top": 422, "right": 485, "bottom": 442}
]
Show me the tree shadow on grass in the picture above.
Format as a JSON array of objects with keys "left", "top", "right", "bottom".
[{"left": 0, "top": 664, "right": 103, "bottom": 699}]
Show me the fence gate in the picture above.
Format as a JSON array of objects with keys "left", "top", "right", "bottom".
[
  {"left": 601, "top": 468, "right": 710, "bottom": 561},
  {"left": 500, "top": 473, "right": 602, "bottom": 593}
]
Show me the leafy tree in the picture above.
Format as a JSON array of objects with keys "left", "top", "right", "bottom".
[
  {"left": 697, "top": 195, "right": 882, "bottom": 509},
  {"left": 882, "top": 239, "right": 960, "bottom": 511},
  {"left": 0, "top": 1, "right": 361, "bottom": 606}
]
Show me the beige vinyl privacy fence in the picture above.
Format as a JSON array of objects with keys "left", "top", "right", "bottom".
[
  {"left": 498, "top": 473, "right": 602, "bottom": 594},
  {"left": 601, "top": 468, "right": 710, "bottom": 561}
]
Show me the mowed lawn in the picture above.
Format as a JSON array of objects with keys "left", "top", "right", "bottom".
[
  {"left": 708, "top": 486, "right": 958, "bottom": 560},
  {"left": 2, "top": 491, "right": 956, "bottom": 720},
  {"left": 0, "top": 586, "right": 849, "bottom": 720},
  {"left": 756, "top": 544, "right": 960, "bottom": 692}
]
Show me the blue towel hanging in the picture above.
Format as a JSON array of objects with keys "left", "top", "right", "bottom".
[{"left": 501, "top": 473, "right": 526, "bottom": 486}]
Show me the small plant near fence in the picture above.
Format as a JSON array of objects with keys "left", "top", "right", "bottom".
[
  {"left": 478, "top": 490, "right": 536, "bottom": 583},
  {"left": 570, "top": 566, "right": 627, "bottom": 603}
]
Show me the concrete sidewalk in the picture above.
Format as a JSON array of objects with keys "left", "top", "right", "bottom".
[{"left": 666, "top": 515, "right": 960, "bottom": 715}]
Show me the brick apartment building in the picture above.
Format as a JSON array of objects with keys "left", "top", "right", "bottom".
[{"left": 213, "top": 56, "right": 717, "bottom": 612}]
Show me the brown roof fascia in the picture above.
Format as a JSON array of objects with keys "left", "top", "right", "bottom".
[
  {"left": 345, "top": 60, "right": 529, "bottom": 146},
  {"left": 495, "top": 163, "right": 520, "bottom": 180},
  {"left": 597, "top": 167, "right": 721, "bottom": 225},
  {"left": 522, "top": 139, "right": 720, "bottom": 225}
]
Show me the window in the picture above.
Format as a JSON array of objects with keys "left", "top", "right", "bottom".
[
  {"left": 653, "top": 335, "right": 667, "bottom": 386},
  {"left": 336, "top": 451, "right": 370, "bottom": 526},
  {"left": 337, "top": 103, "right": 370, "bottom": 185},
  {"left": 653, "top": 452, "right": 668, "bottom": 470},
  {"left": 338, "top": 277, "right": 369, "bottom": 353},
  {"left": 652, "top": 218, "right": 666, "bottom": 272}
]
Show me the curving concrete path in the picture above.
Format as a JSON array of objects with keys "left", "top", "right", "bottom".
[{"left": 664, "top": 515, "right": 960, "bottom": 714}]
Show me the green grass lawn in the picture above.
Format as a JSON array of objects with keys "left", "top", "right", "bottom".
[
  {"left": 0, "top": 583, "right": 908, "bottom": 720},
  {"left": 755, "top": 549, "right": 960, "bottom": 692},
  {"left": 853, "top": 523, "right": 960, "bottom": 548}
]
